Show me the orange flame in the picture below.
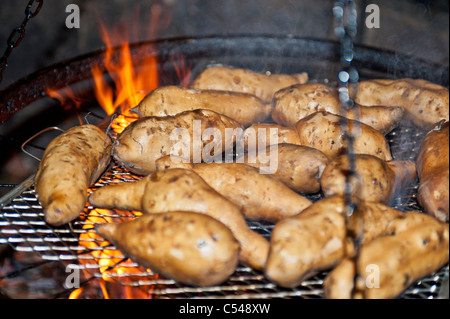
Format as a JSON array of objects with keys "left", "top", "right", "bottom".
[
  {"left": 70, "top": 15, "right": 163, "bottom": 294},
  {"left": 45, "top": 5, "right": 194, "bottom": 299},
  {"left": 90, "top": 17, "right": 160, "bottom": 136},
  {"left": 75, "top": 207, "right": 159, "bottom": 299},
  {"left": 92, "top": 22, "right": 159, "bottom": 117},
  {"left": 68, "top": 287, "right": 83, "bottom": 299}
]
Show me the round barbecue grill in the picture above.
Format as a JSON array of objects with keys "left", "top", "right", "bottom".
[{"left": 0, "top": 34, "right": 449, "bottom": 299}]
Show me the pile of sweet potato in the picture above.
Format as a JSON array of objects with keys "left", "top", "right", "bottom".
[{"left": 34, "top": 65, "right": 449, "bottom": 297}]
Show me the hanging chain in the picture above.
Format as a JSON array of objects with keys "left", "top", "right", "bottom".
[
  {"left": 333, "top": 0, "right": 364, "bottom": 297},
  {"left": 333, "top": 0, "right": 360, "bottom": 216},
  {"left": 0, "top": 0, "right": 44, "bottom": 84}
]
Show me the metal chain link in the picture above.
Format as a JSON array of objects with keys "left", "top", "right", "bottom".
[
  {"left": 332, "top": 0, "right": 360, "bottom": 216},
  {"left": 0, "top": 0, "right": 44, "bottom": 83},
  {"left": 332, "top": 0, "right": 362, "bottom": 297}
]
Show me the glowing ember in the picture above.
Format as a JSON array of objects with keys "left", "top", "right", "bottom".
[
  {"left": 75, "top": 206, "right": 161, "bottom": 299},
  {"left": 68, "top": 287, "right": 83, "bottom": 299}
]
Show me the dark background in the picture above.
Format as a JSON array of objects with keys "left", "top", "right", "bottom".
[{"left": 0, "top": 0, "right": 449, "bottom": 193}]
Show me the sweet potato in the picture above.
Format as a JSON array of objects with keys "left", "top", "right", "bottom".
[
  {"left": 265, "top": 196, "right": 347, "bottom": 288},
  {"left": 356, "top": 212, "right": 448, "bottom": 299},
  {"left": 323, "top": 257, "right": 357, "bottom": 299},
  {"left": 243, "top": 123, "right": 301, "bottom": 152},
  {"left": 35, "top": 124, "right": 111, "bottom": 226},
  {"left": 112, "top": 109, "right": 243, "bottom": 175},
  {"left": 154, "top": 160, "right": 312, "bottom": 222},
  {"left": 272, "top": 83, "right": 404, "bottom": 134},
  {"left": 353, "top": 78, "right": 449, "bottom": 129},
  {"left": 88, "top": 177, "right": 148, "bottom": 211},
  {"left": 190, "top": 65, "right": 308, "bottom": 102},
  {"left": 295, "top": 111, "right": 393, "bottom": 160},
  {"left": 265, "top": 197, "right": 405, "bottom": 288},
  {"left": 241, "top": 143, "right": 329, "bottom": 194},
  {"left": 320, "top": 154, "right": 416, "bottom": 204},
  {"left": 89, "top": 168, "right": 269, "bottom": 270},
  {"left": 96, "top": 211, "right": 240, "bottom": 286},
  {"left": 131, "top": 85, "right": 271, "bottom": 127},
  {"left": 416, "top": 121, "right": 449, "bottom": 222}
]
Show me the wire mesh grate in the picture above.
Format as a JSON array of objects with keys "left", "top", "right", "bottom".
[{"left": 0, "top": 125, "right": 449, "bottom": 299}]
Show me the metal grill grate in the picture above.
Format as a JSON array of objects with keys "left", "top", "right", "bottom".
[{"left": 0, "top": 126, "right": 449, "bottom": 299}]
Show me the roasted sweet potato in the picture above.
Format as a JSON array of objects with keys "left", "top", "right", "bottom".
[
  {"left": 89, "top": 168, "right": 269, "bottom": 270},
  {"left": 96, "top": 211, "right": 240, "bottom": 286},
  {"left": 320, "top": 154, "right": 416, "bottom": 204},
  {"left": 243, "top": 123, "right": 301, "bottom": 152},
  {"left": 241, "top": 143, "right": 329, "bottom": 194},
  {"left": 154, "top": 160, "right": 312, "bottom": 222},
  {"left": 416, "top": 121, "right": 449, "bottom": 222},
  {"left": 272, "top": 83, "right": 404, "bottom": 134},
  {"left": 265, "top": 196, "right": 348, "bottom": 288},
  {"left": 354, "top": 78, "right": 449, "bottom": 129},
  {"left": 323, "top": 257, "right": 356, "bottom": 299},
  {"left": 265, "top": 197, "right": 405, "bottom": 288},
  {"left": 191, "top": 65, "right": 308, "bottom": 102},
  {"left": 295, "top": 111, "right": 393, "bottom": 160},
  {"left": 88, "top": 177, "right": 148, "bottom": 211},
  {"left": 35, "top": 124, "right": 112, "bottom": 226},
  {"left": 327, "top": 212, "right": 449, "bottom": 299},
  {"left": 112, "top": 109, "right": 243, "bottom": 175},
  {"left": 131, "top": 85, "right": 271, "bottom": 127}
]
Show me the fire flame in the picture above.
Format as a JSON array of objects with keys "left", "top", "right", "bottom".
[
  {"left": 92, "top": 23, "right": 159, "bottom": 117},
  {"left": 74, "top": 207, "right": 155, "bottom": 298},
  {"left": 47, "top": 5, "right": 191, "bottom": 298},
  {"left": 73, "top": 202, "right": 161, "bottom": 299},
  {"left": 67, "top": 12, "right": 162, "bottom": 298},
  {"left": 91, "top": 19, "right": 159, "bottom": 135},
  {"left": 46, "top": 8, "right": 160, "bottom": 133}
]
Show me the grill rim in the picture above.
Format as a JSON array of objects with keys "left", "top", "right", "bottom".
[
  {"left": 1, "top": 33, "right": 448, "bottom": 125},
  {"left": 0, "top": 34, "right": 448, "bottom": 299},
  {"left": 1, "top": 160, "right": 448, "bottom": 299}
]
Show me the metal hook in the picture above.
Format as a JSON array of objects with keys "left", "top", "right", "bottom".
[{"left": 21, "top": 126, "right": 65, "bottom": 161}]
